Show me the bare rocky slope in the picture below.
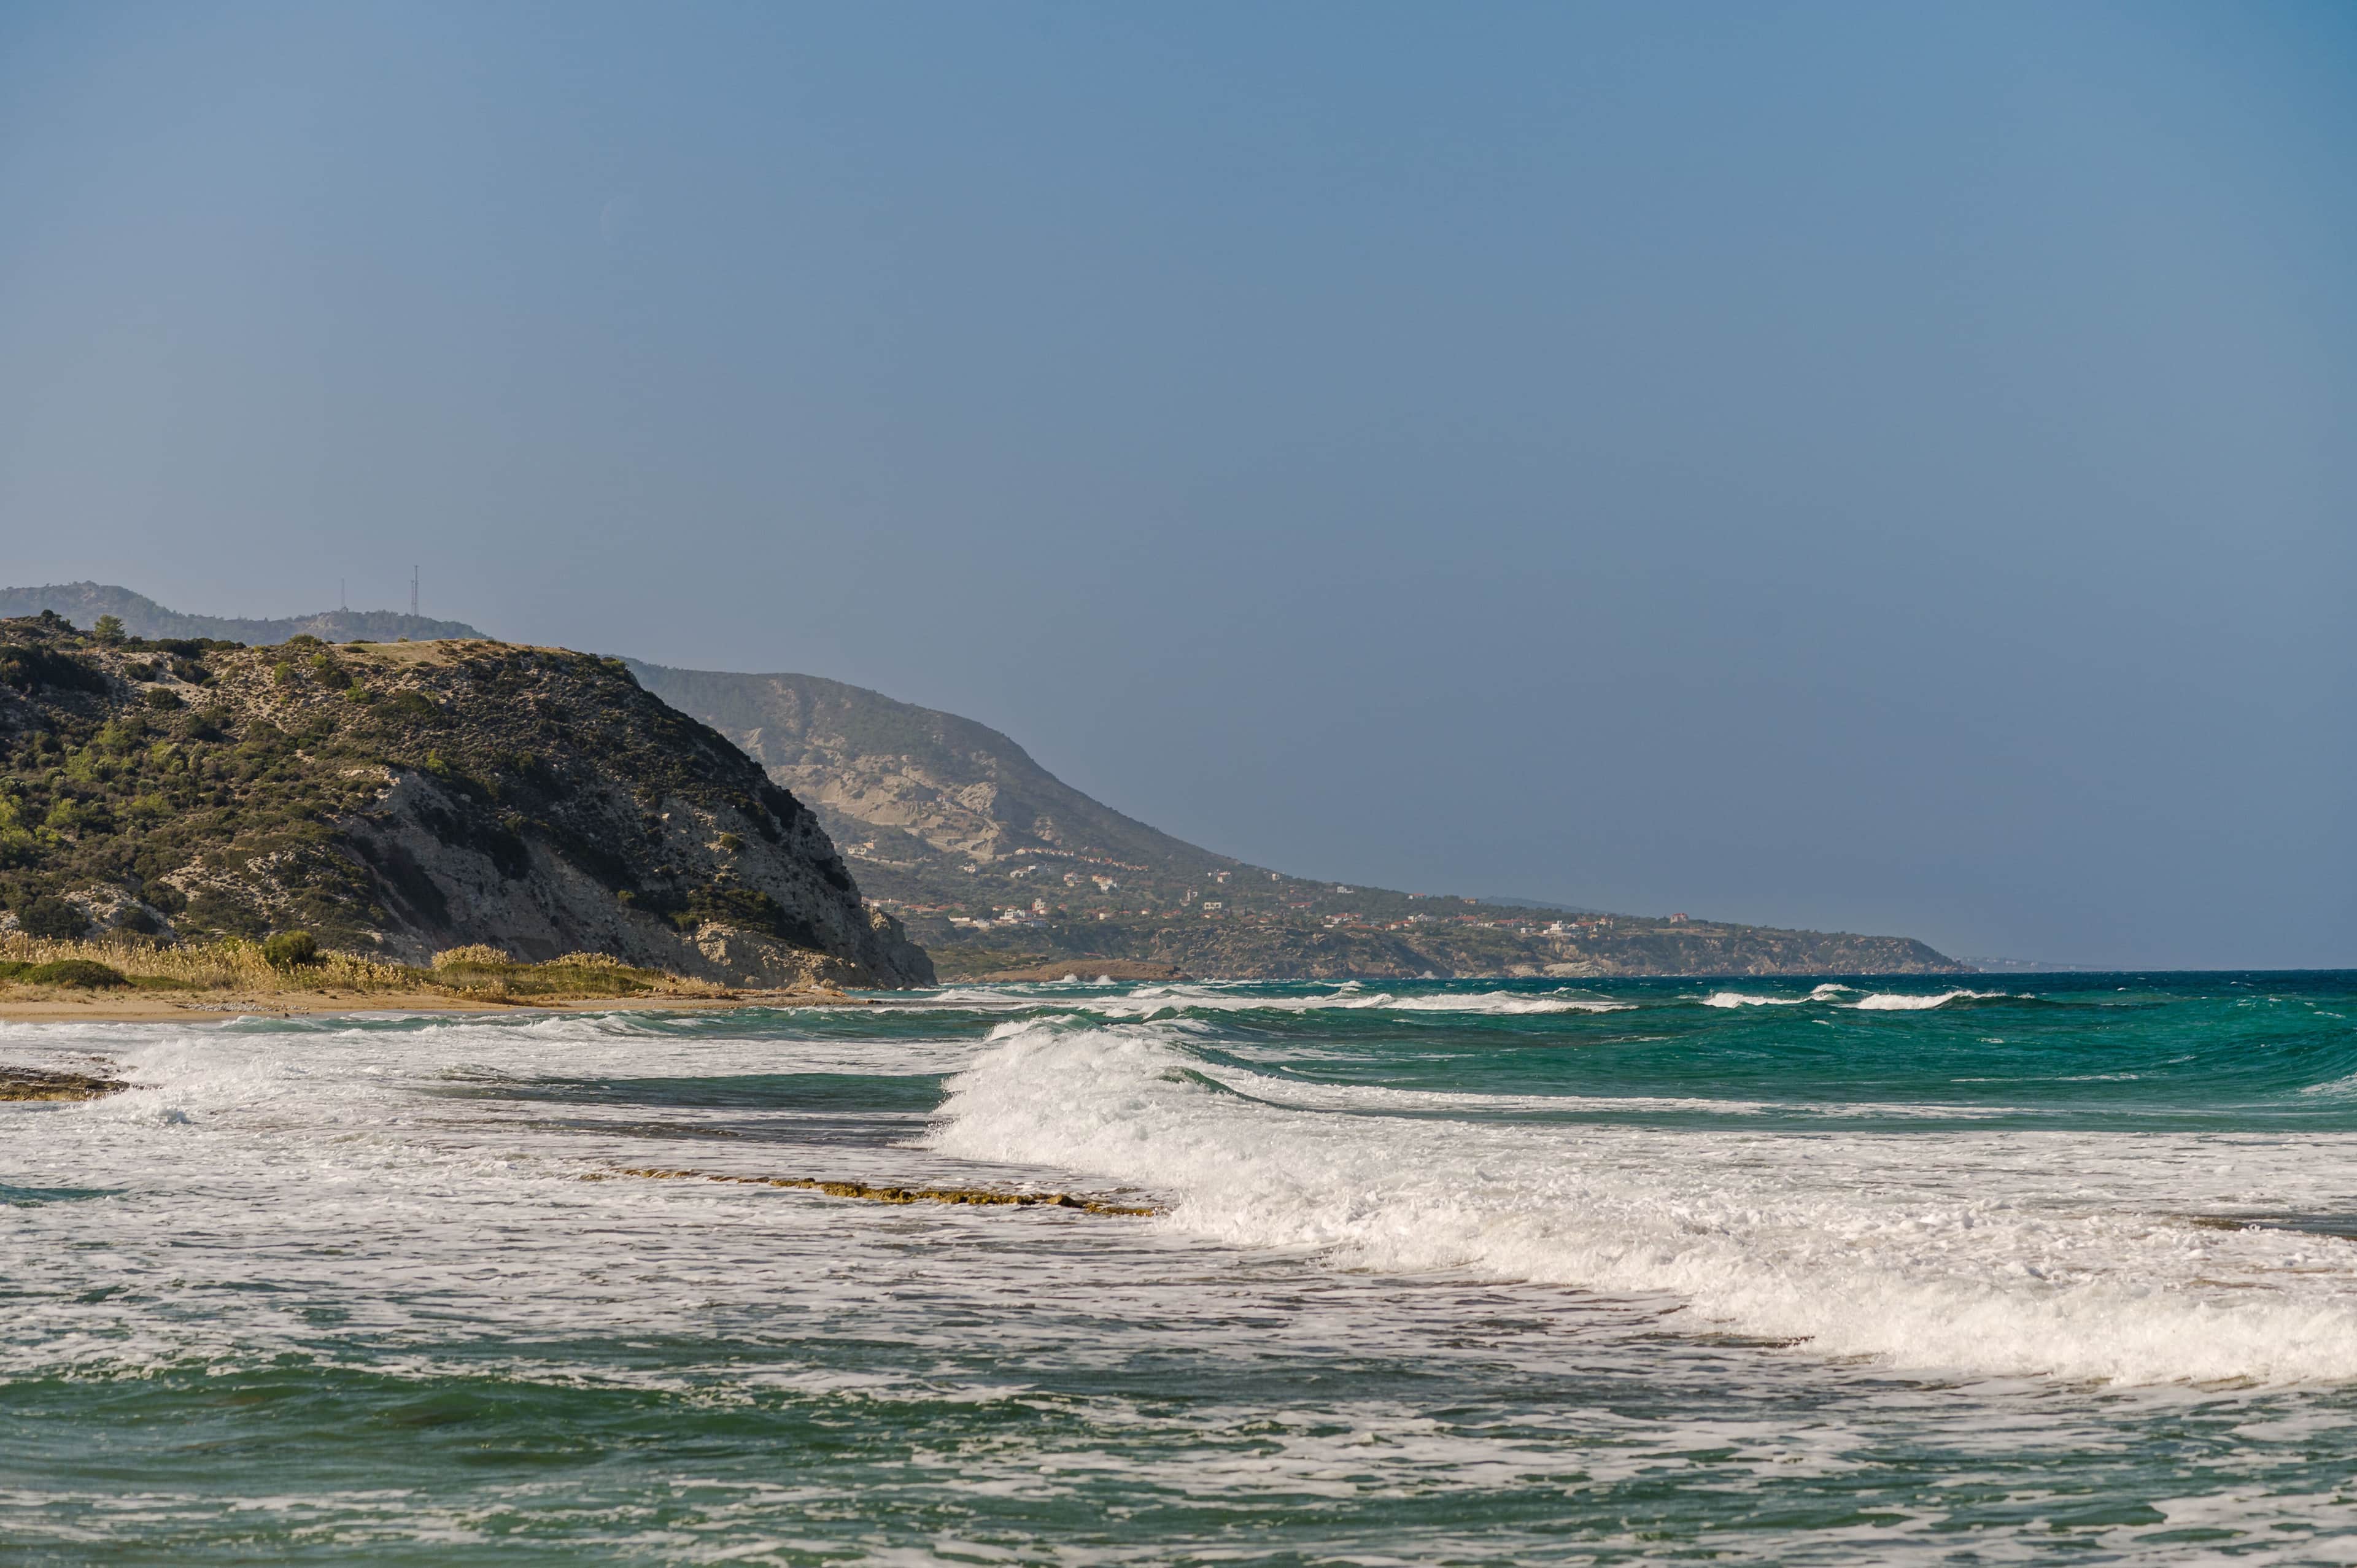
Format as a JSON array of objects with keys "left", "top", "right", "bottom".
[
  {"left": 0, "top": 616, "right": 930, "bottom": 987},
  {"left": 630, "top": 663, "right": 1962, "bottom": 979}
]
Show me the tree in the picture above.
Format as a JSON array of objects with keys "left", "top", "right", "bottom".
[
  {"left": 92, "top": 614, "right": 125, "bottom": 644},
  {"left": 18, "top": 895, "right": 88, "bottom": 940}
]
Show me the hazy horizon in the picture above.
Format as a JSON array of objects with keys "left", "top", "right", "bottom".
[{"left": 2, "top": 2, "right": 2350, "bottom": 968}]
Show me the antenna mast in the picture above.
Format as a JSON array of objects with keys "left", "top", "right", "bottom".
[{"left": 411, "top": 566, "right": 419, "bottom": 620}]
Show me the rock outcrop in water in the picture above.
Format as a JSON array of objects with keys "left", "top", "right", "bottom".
[{"left": 0, "top": 616, "right": 931, "bottom": 987}]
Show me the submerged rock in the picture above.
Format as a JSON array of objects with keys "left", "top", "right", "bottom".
[{"left": 0, "top": 1067, "right": 125, "bottom": 1102}]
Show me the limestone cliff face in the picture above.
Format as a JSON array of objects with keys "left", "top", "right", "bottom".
[
  {"left": 624, "top": 663, "right": 1212, "bottom": 875},
  {"left": 0, "top": 618, "right": 931, "bottom": 987}
]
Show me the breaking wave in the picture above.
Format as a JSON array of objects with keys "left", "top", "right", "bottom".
[
  {"left": 919, "top": 983, "right": 1633, "bottom": 1018},
  {"left": 1851, "top": 989, "right": 2013, "bottom": 1011},
  {"left": 1701, "top": 983, "right": 1854, "bottom": 1008},
  {"left": 931, "top": 1019, "right": 2357, "bottom": 1386}
]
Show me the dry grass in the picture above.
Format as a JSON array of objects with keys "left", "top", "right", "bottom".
[
  {"left": 0, "top": 933, "right": 733, "bottom": 1002},
  {"left": 1, "top": 933, "right": 411, "bottom": 992}
]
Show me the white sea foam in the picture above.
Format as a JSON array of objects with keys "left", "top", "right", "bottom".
[
  {"left": 1702, "top": 986, "right": 2002, "bottom": 1012},
  {"left": 1702, "top": 983, "right": 1854, "bottom": 1008},
  {"left": 884, "top": 983, "right": 1633, "bottom": 1017},
  {"left": 1087, "top": 984, "right": 1630, "bottom": 1018},
  {"left": 931, "top": 1021, "right": 2357, "bottom": 1386},
  {"left": 1851, "top": 989, "right": 2010, "bottom": 1011},
  {"left": 0, "top": 1016, "right": 998, "bottom": 1377}
]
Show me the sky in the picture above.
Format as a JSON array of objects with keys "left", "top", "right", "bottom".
[{"left": 1, "top": 1, "right": 2350, "bottom": 968}]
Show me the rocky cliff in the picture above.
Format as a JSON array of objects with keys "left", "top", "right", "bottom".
[{"left": 0, "top": 616, "right": 931, "bottom": 987}]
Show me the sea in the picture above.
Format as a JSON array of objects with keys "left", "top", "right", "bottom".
[{"left": 6, "top": 971, "right": 2357, "bottom": 1565}]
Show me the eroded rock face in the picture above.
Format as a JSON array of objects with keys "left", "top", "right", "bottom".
[
  {"left": 0, "top": 619, "right": 933, "bottom": 987},
  {"left": 337, "top": 767, "right": 923, "bottom": 986}
]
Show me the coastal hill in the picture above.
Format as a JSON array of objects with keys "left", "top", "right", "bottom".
[
  {"left": 0, "top": 584, "right": 1959, "bottom": 979},
  {"left": 0, "top": 614, "right": 930, "bottom": 987},
  {"left": 630, "top": 663, "right": 1962, "bottom": 979}
]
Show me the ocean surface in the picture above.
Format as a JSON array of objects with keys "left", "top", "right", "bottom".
[{"left": 6, "top": 972, "right": 2357, "bottom": 1564}]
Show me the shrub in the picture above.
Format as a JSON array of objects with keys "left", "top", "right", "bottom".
[
  {"left": 143, "top": 686, "right": 183, "bottom": 711},
  {"left": 432, "top": 944, "right": 512, "bottom": 970},
  {"left": 687, "top": 886, "right": 810, "bottom": 941},
  {"left": 26, "top": 959, "right": 128, "bottom": 989},
  {"left": 0, "top": 645, "right": 109, "bottom": 695},
  {"left": 18, "top": 895, "right": 88, "bottom": 940},
  {"left": 273, "top": 662, "right": 296, "bottom": 686},
  {"left": 261, "top": 930, "right": 320, "bottom": 967}
]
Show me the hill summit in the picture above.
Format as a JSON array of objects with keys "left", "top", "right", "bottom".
[{"left": 0, "top": 614, "right": 929, "bottom": 987}]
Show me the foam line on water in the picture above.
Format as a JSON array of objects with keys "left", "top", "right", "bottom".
[
  {"left": 1702, "top": 983, "right": 1854, "bottom": 1008},
  {"left": 929, "top": 1021, "right": 2357, "bottom": 1386},
  {"left": 892, "top": 984, "right": 1632, "bottom": 1016},
  {"left": 1851, "top": 989, "right": 2013, "bottom": 1011},
  {"left": 1086, "top": 984, "right": 1630, "bottom": 1017}
]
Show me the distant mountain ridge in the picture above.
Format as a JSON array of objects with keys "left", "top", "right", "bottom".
[
  {"left": 0, "top": 583, "right": 482, "bottom": 647},
  {"left": 628, "top": 662, "right": 1962, "bottom": 979}
]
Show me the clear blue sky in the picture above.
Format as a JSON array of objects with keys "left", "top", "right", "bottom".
[{"left": 2, "top": 1, "right": 2350, "bottom": 968}]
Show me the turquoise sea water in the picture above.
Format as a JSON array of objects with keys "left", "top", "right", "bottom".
[{"left": 5, "top": 972, "right": 2357, "bottom": 1564}]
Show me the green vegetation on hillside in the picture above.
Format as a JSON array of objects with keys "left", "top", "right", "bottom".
[{"left": 0, "top": 614, "right": 923, "bottom": 984}]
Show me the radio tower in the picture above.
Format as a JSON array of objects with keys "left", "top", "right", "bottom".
[{"left": 411, "top": 566, "right": 419, "bottom": 620}]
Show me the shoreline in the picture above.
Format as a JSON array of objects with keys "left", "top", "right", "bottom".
[{"left": 0, "top": 986, "right": 867, "bottom": 1025}]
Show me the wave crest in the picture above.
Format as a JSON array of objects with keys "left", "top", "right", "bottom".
[
  {"left": 931, "top": 1021, "right": 2357, "bottom": 1386},
  {"left": 1851, "top": 989, "right": 2011, "bottom": 1011}
]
